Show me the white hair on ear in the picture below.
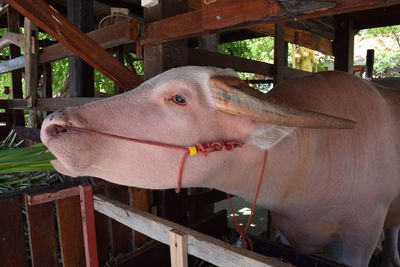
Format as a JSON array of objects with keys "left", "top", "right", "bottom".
[{"left": 246, "top": 125, "right": 295, "bottom": 150}]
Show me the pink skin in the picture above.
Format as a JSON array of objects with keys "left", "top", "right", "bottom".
[{"left": 41, "top": 67, "right": 400, "bottom": 267}]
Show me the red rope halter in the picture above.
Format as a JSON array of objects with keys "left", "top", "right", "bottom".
[{"left": 66, "top": 125, "right": 268, "bottom": 250}]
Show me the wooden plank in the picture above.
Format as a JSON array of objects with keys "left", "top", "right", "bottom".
[
  {"left": 7, "top": 7, "right": 24, "bottom": 127},
  {"left": 105, "top": 186, "right": 133, "bottom": 255},
  {"left": 67, "top": 0, "right": 94, "bottom": 97},
  {"left": 94, "top": 194, "right": 291, "bottom": 267},
  {"left": 274, "top": 23, "right": 286, "bottom": 85},
  {"left": 188, "top": 48, "right": 274, "bottom": 76},
  {"left": 24, "top": 18, "right": 38, "bottom": 111},
  {"left": 79, "top": 185, "right": 99, "bottom": 267},
  {"left": 169, "top": 229, "right": 188, "bottom": 267},
  {"left": 4, "top": 0, "right": 143, "bottom": 90},
  {"left": 333, "top": 14, "right": 354, "bottom": 72},
  {"left": 0, "top": 19, "right": 138, "bottom": 75},
  {"left": 56, "top": 196, "right": 85, "bottom": 267},
  {"left": 25, "top": 197, "right": 59, "bottom": 267},
  {"left": 246, "top": 23, "right": 333, "bottom": 55},
  {"left": 352, "top": 5, "right": 400, "bottom": 30},
  {"left": 142, "top": 0, "right": 400, "bottom": 45},
  {"left": 0, "top": 196, "right": 28, "bottom": 267},
  {"left": 0, "top": 32, "right": 25, "bottom": 50},
  {"left": 14, "top": 126, "right": 41, "bottom": 142},
  {"left": 129, "top": 187, "right": 151, "bottom": 249},
  {"left": 0, "top": 97, "right": 104, "bottom": 111},
  {"left": 27, "top": 186, "right": 80, "bottom": 205}
]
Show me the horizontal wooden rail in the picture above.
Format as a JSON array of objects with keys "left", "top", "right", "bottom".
[
  {"left": 0, "top": 19, "right": 137, "bottom": 75},
  {"left": 0, "top": 97, "right": 104, "bottom": 111},
  {"left": 142, "top": 0, "right": 400, "bottom": 45},
  {"left": 94, "top": 194, "right": 291, "bottom": 267}
]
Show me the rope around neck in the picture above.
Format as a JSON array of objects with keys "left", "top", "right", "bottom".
[{"left": 65, "top": 125, "right": 268, "bottom": 249}]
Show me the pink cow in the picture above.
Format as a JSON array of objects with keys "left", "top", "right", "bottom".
[{"left": 41, "top": 66, "right": 400, "bottom": 267}]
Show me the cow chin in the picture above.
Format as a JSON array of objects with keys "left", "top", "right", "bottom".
[{"left": 51, "top": 159, "right": 82, "bottom": 177}]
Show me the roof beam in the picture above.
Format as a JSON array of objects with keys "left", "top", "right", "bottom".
[
  {"left": 4, "top": 0, "right": 143, "bottom": 90},
  {"left": 142, "top": 0, "right": 400, "bottom": 45}
]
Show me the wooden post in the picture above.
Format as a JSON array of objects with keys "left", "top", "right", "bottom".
[
  {"left": 274, "top": 23, "right": 286, "bottom": 85},
  {"left": 7, "top": 7, "right": 24, "bottom": 130},
  {"left": 144, "top": 0, "right": 189, "bottom": 225},
  {"left": 67, "top": 0, "right": 94, "bottom": 97},
  {"left": 333, "top": 14, "right": 354, "bottom": 73},
  {"left": 79, "top": 185, "right": 99, "bottom": 267},
  {"left": 366, "top": 49, "right": 374, "bottom": 79},
  {"left": 169, "top": 229, "right": 188, "bottom": 267}
]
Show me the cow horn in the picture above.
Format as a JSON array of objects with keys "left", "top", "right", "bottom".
[{"left": 209, "top": 76, "right": 357, "bottom": 129}]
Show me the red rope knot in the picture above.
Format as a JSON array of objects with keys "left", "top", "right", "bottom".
[{"left": 195, "top": 141, "right": 243, "bottom": 156}]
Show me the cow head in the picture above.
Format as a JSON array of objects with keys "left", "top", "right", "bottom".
[{"left": 41, "top": 66, "right": 355, "bottom": 189}]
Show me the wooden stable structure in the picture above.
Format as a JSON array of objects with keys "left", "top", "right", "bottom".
[{"left": 0, "top": 0, "right": 399, "bottom": 266}]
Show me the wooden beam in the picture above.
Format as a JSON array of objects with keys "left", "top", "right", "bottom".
[
  {"left": 142, "top": 0, "right": 400, "bottom": 45},
  {"left": 68, "top": 0, "right": 94, "bottom": 97},
  {"left": 0, "top": 19, "right": 138, "bottom": 75},
  {"left": 24, "top": 18, "right": 38, "bottom": 109},
  {"left": 0, "top": 97, "right": 104, "bottom": 111},
  {"left": 188, "top": 48, "right": 274, "bottom": 76},
  {"left": 169, "top": 229, "right": 188, "bottom": 267},
  {"left": 0, "top": 32, "right": 25, "bottom": 50},
  {"left": 274, "top": 23, "right": 286, "bottom": 85},
  {"left": 93, "top": 194, "right": 291, "bottom": 267},
  {"left": 352, "top": 5, "right": 400, "bottom": 29},
  {"left": 4, "top": 0, "right": 143, "bottom": 90},
  {"left": 333, "top": 14, "right": 354, "bottom": 72}
]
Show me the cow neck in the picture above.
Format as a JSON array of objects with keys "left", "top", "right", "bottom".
[{"left": 66, "top": 125, "right": 268, "bottom": 250}]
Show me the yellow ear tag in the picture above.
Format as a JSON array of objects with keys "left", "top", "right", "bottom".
[{"left": 187, "top": 146, "right": 198, "bottom": 156}]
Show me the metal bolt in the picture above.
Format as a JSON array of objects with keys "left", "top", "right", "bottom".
[{"left": 216, "top": 15, "right": 221, "bottom": 20}]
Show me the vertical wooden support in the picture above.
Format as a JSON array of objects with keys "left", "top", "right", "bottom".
[
  {"left": 366, "top": 49, "right": 375, "bottom": 79},
  {"left": 25, "top": 197, "right": 59, "bottom": 267},
  {"left": 43, "top": 63, "right": 53, "bottom": 98},
  {"left": 0, "top": 196, "right": 28, "bottom": 267},
  {"left": 114, "top": 45, "right": 125, "bottom": 95},
  {"left": 169, "top": 229, "right": 188, "bottom": 267},
  {"left": 7, "top": 7, "right": 24, "bottom": 129},
  {"left": 105, "top": 186, "right": 133, "bottom": 255},
  {"left": 79, "top": 185, "right": 99, "bottom": 267},
  {"left": 24, "top": 18, "right": 38, "bottom": 108},
  {"left": 129, "top": 187, "right": 151, "bottom": 249},
  {"left": 144, "top": 0, "right": 189, "bottom": 225},
  {"left": 274, "top": 23, "right": 286, "bottom": 85},
  {"left": 334, "top": 14, "right": 354, "bottom": 73},
  {"left": 67, "top": 0, "right": 94, "bottom": 97},
  {"left": 56, "top": 196, "right": 86, "bottom": 267}
]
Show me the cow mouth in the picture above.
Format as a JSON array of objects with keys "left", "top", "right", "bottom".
[{"left": 47, "top": 124, "right": 72, "bottom": 136}]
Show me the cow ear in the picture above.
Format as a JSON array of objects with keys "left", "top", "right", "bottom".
[{"left": 246, "top": 124, "right": 295, "bottom": 150}]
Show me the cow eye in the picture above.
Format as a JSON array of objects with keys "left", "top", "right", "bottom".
[{"left": 171, "top": 94, "right": 187, "bottom": 105}]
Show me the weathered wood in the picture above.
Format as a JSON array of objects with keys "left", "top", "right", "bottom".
[
  {"left": 14, "top": 126, "right": 41, "bottom": 142},
  {"left": 352, "top": 5, "right": 400, "bottom": 30},
  {"left": 105, "top": 186, "right": 133, "bottom": 255},
  {"left": 94, "top": 194, "right": 291, "bottom": 267},
  {"left": 142, "top": 0, "right": 400, "bottom": 45},
  {"left": 274, "top": 23, "right": 286, "bottom": 85},
  {"left": 79, "top": 185, "right": 99, "bottom": 267},
  {"left": 188, "top": 48, "right": 274, "bottom": 76},
  {"left": 246, "top": 23, "right": 333, "bottom": 55},
  {"left": 0, "top": 196, "right": 28, "bottom": 267},
  {"left": 27, "top": 186, "right": 80, "bottom": 205},
  {"left": 366, "top": 49, "right": 374, "bottom": 79},
  {"left": 24, "top": 18, "right": 38, "bottom": 110},
  {"left": 7, "top": 7, "right": 24, "bottom": 127},
  {"left": 129, "top": 187, "right": 151, "bottom": 249},
  {"left": 333, "top": 14, "right": 354, "bottom": 72},
  {"left": 56, "top": 196, "right": 85, "bottom": 267},
  {"left": 68, "top": 0, "right": 94, "bottom": 97},
  {"left": 4, "top": 0, "right": 143, "bottom": 90},
  {"left": 169, "top": 229, "right": 189, "bottom": 267},
  {"left": 0, "top": 97, "right": 104, "bottom": 111},
  {"left": 0, "top": 32, "right": 25, "bottom": 50},
  {"left": 25, "top": 198, "right": 59, "bottom": 267}
]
